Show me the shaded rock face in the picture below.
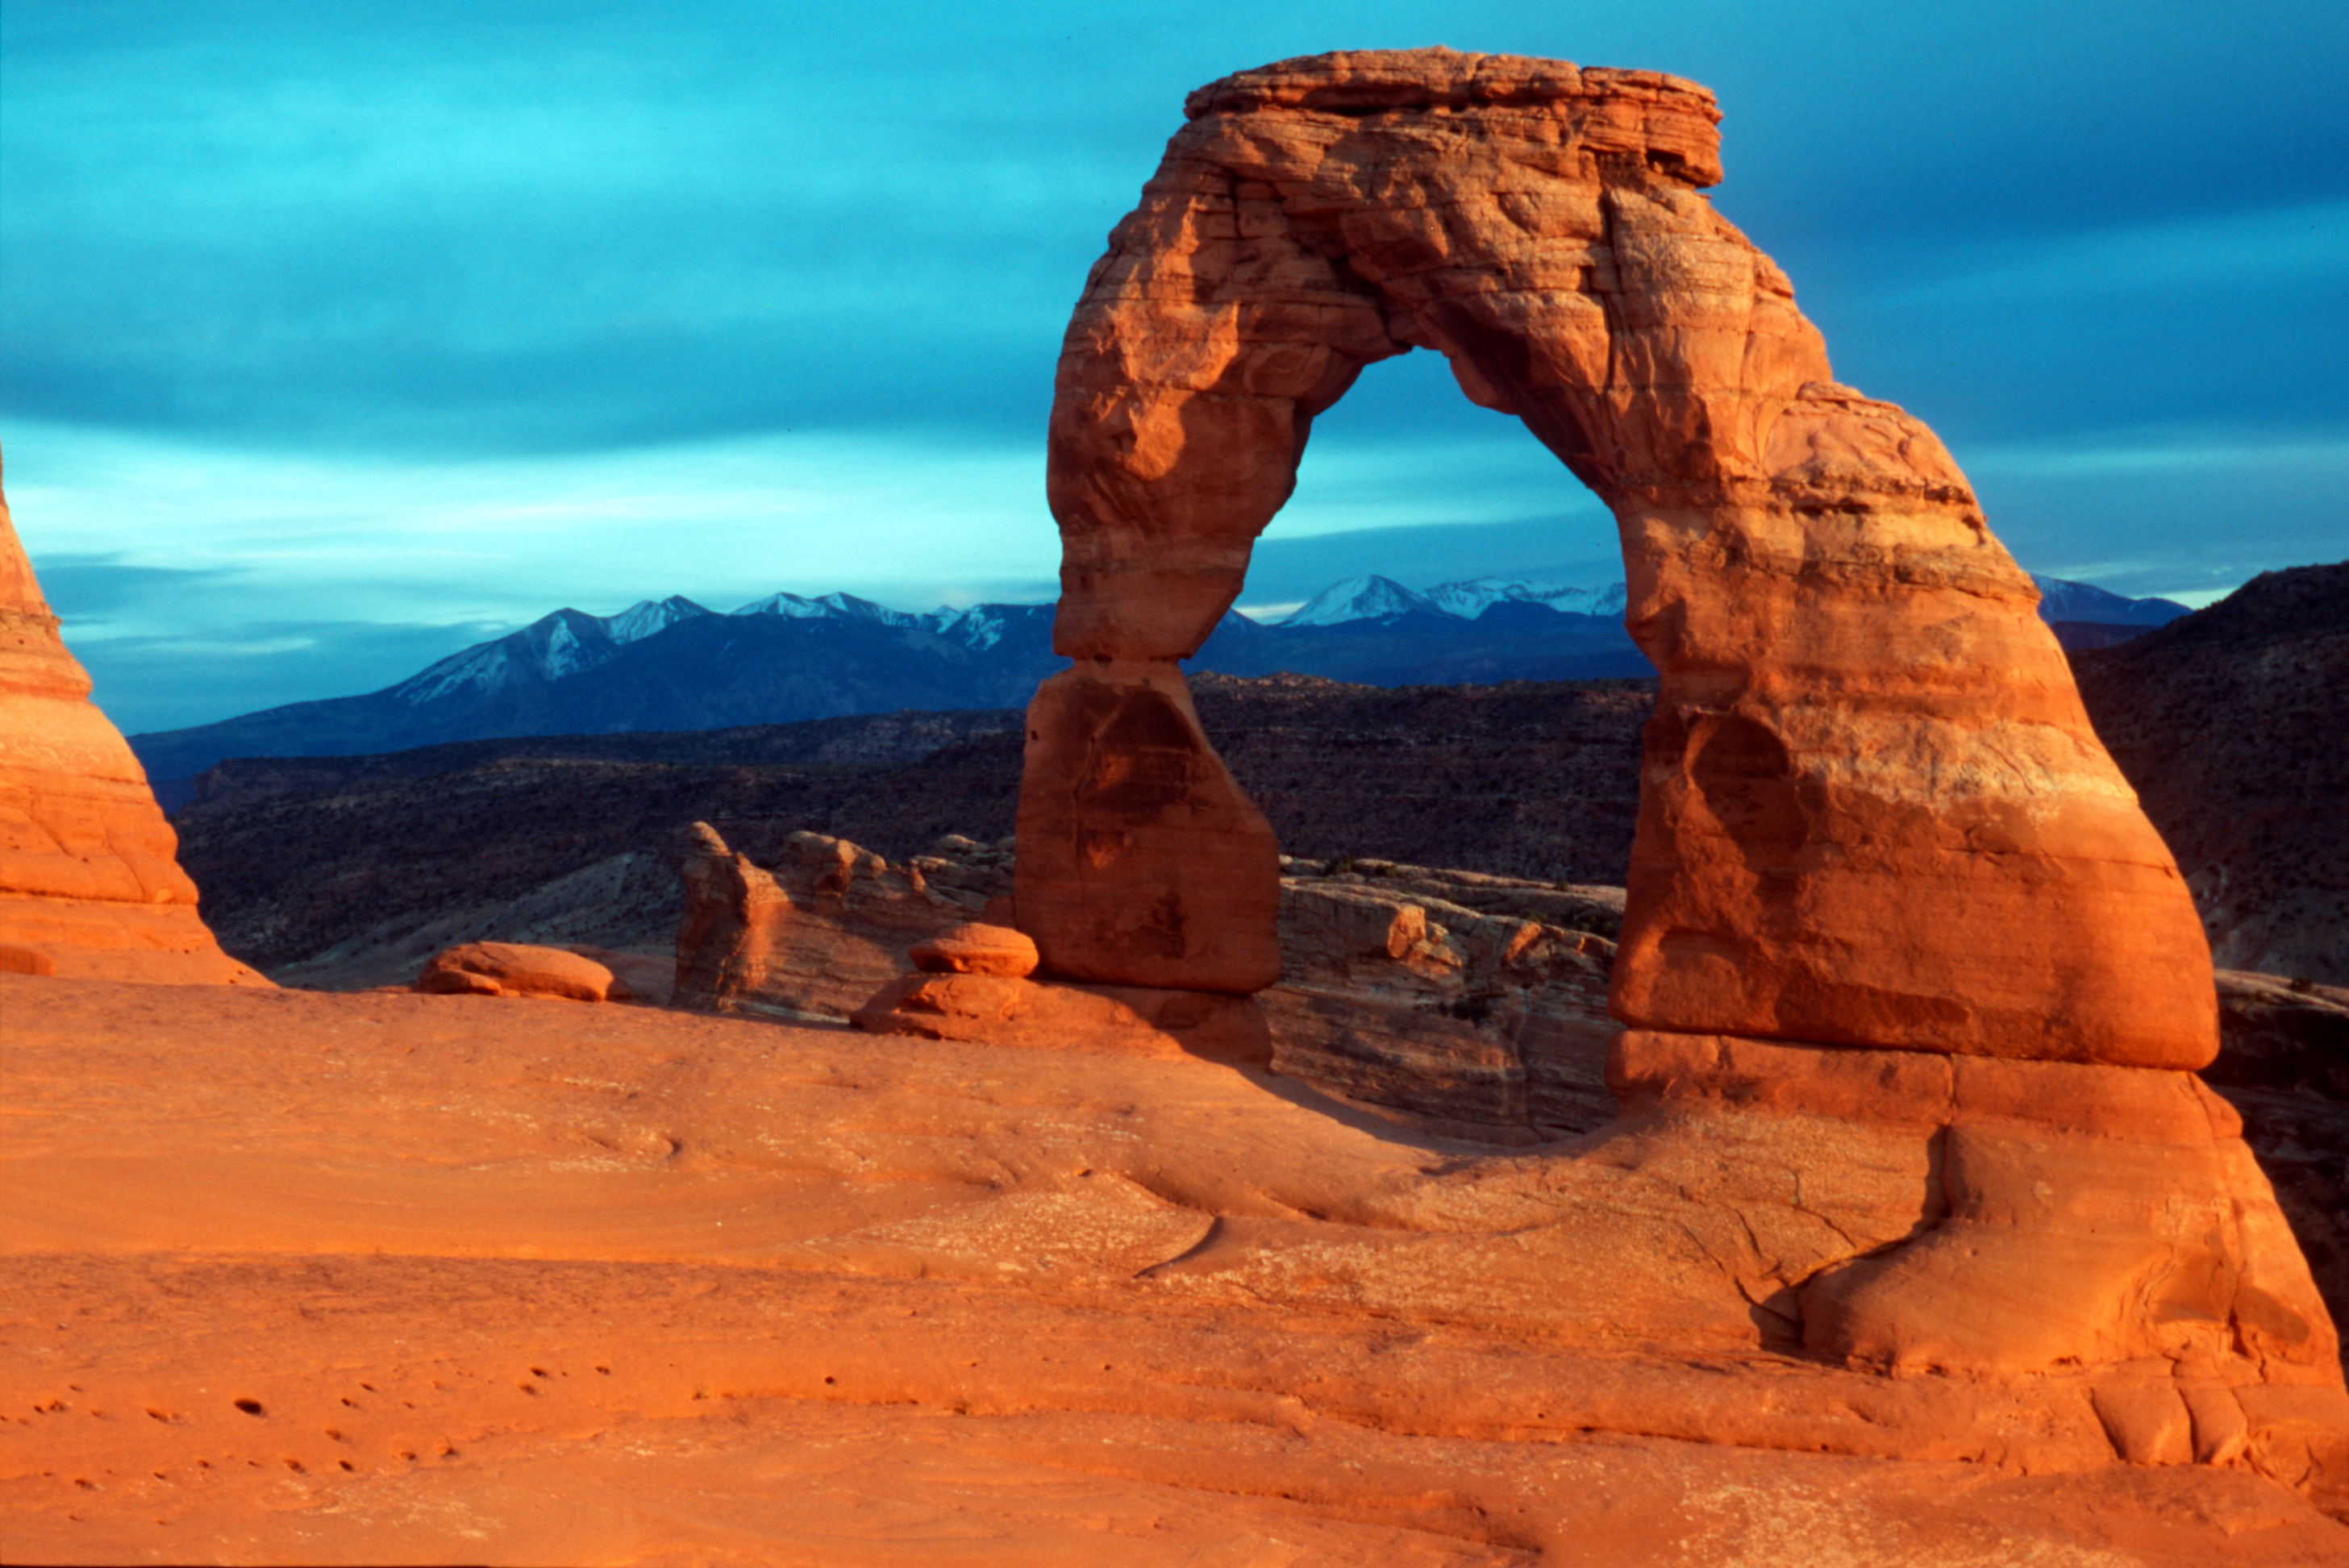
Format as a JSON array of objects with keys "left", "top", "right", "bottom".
[
  {"left": 1016, "top": 662, "right": 1281, "bottom": 991},
  {"left": 0, "top": 463, "right": 262, "bottom": 986},
  {"left": 2071, "top": 563, "right": 2349, "bottom": 988},
  {"left": 1018, "top": 48, "right": 2211, "bottom": 1070}
]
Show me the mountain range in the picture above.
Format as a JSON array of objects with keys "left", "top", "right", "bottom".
[{"left": 126, "top": 569, "right": 2191, "bottom": 798}]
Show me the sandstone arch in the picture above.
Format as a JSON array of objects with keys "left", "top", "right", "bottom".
[{"left": 1014, "top": 48, "right": 2215, "bottom": 1071}]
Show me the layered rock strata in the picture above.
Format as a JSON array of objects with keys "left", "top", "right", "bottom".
[
  {"left": 1003, "top": 48, "right": 2343, "bottom": 1501},
  {"left": 0, "top": 463, "right": 263, "bottom": 985}
]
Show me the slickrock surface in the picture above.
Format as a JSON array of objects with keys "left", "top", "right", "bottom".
[
  {"left": 6, "top": 973, "right": 2347, "bottom": 1565},
  {"left": 1023, "top": 48, "right": 2212, "bottom": 1068},
  {"left": 0, "top": 465, "right": 262, "bottom": 986},
  {"left": 2072, "top": 562, "right": 2349, "bottom": 988}
]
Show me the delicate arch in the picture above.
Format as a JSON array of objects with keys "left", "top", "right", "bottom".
[{"left": 1015, "top": 49, "right": 2213, "bottom": 1070}]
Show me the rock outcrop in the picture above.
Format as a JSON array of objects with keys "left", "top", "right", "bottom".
[
  {"left": 672, "top": 821, "right": 792, "bottom": 1011},
  {"left": 999, "top": 48, "right": 2343, "bottom": 1504},
  {"left": 0, "top": 460, "right": 263, "bottom": 986}
]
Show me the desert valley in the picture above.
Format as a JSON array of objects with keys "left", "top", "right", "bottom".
[{"left": 6, "top": 44, "right": 2348, "bottom": 1568}]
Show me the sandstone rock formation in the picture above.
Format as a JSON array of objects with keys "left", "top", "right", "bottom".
[
  {"left": 1018, "top": 48, "right": 2211, "bottom": 1070},
  {"left": 908, "top": 921, "right": 1039, "bottom": 977},
  {"left": 1002, "top": 47, "right": 2343, "bottom": 1501},
  {"left": 1016, "top": 662, "right": 1281, "bottom": 991},
  {"left": 672, "top": 821, "right": 792, "bottom": 1011},
  {"left": 0, "top": 460, "right": 264, "bottom": 986},
  {"left": 417, "top": 940, "right": 623, "bottom": 1001}
]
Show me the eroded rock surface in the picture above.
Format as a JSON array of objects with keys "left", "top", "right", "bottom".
[
  {"left": 418, "top": 941, "right": 623, "bottom": 1002},
  {"left": 10, "top": 974, "right": 2347, "bottom": 1561},
  {"left": 0, "top": 461, "right": 263, "bottom": 986},
  {"left": 673, "top": 821, "right": 793, "bottom": 1011},
  {"left": 995, "top": 45, "right": 2342, "bottom": 1504},
  {"left": 908, "top": 921, "right": 1039, "bottom": 977},
  {"left": 1018, "top": 48, "right": 2210, "bottom": 1069}
]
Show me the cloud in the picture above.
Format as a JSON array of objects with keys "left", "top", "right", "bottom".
[
  {"left": 20, "top": 555, "right": 241, "bottom": 622},
  {"left": 6, "top": 2, "right": 2344, "bottom": 730},
  {"left": 7, "top": 2, "right": 2344, "bottom": 456},
  {"left": 1960, "top": 429, "right": 2349, "bottom": 601}
]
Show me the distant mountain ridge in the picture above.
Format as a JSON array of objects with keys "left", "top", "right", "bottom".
[
  {"left": 126, "top": 568, "right": 2197, "bottom": 794},
  {"left": 2070, "top": 561, "right": 2349, "bottom": 986},
  {"left": 1284, "top": 573, "right": 1629, "bottom": 626},
  {"left": 2030, "top": 575, "right": 2190, "bottom": 628}
]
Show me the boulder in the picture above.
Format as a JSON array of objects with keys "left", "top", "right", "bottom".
[
  {"left": 417, "top": 941, "right": 617, "bottom": 1001},
  {"left": 907, "top": 922, "right": 1039, "bottom": 978},
  {"left": 0, "top": 455, "right": 266, "bottom": 987},
  {"left": 852, "top": 970, "right": 1270, "bottom": 1067}
]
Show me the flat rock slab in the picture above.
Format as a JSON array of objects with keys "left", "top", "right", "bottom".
[{"left": 3, "top": 975, "right": 2345, "bottom": 1565}]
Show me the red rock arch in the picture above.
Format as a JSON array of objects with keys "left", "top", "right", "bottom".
[{"left": 1014, "top": 49, "right": 2214, "bottom": 1070}]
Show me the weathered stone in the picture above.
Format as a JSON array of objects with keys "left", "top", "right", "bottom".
[
  {"left": 1019, "top": 48, "right": 2211, "bottom": 1070},
  {"left": 417, "top": 941, "right": 616, "bottom": 1002},
  {"left": 0, "top": 456, "right": 265, "bottom": 987},
  {"left": 673, "top": 821, "right": 792, "bottom": 1012},
  {"left": 1014, "top": 662, "right": 1281, "bottom": 992},
  {"left": 852, "top": 970, "right": 1271, "bottom": 1066},
  {"left": 908, "top": 922, "right": 1039, "bottom": 978}
]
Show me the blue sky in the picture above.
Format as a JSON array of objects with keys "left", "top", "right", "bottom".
[{"left": 3, "top": 1, "right": 2344, "bottom": 733}]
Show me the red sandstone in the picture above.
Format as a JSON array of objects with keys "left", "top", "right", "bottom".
[
  {"left": 1019, "top": 48, "right": 2213, "bottom": 1070},
  {"left": 0, "top": 455, "right": 263, "bottom": 986}
]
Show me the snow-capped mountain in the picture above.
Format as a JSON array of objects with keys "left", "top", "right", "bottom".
[
  {"left": 604, "top": 595, "right": 712, "bottom": 643},
  {"left": 391, "top": 596, "right": 713, "bottom": 705},
  {"left": 1281, "top": 576, "right": 1443, "bottom": 626},
  {"left": 128, "top": 566, "right": 2195, "bottom": 795},
  {"left": 1286, "top": 573, "right": 1627, "bottom": 627},
  {"left": 1422, "top": 576, "right": 1629, "bottom": 621},
  {"left": 732, "top": 589, "right": 926, "bottom": 628},
  {"left": 2030, "top": 575, "right": 2190, "bottom": 628}
]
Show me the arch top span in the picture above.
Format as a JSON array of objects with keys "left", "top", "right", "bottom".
[{"left": 1020, "top": 49, "right": 2218, "bottom": 1073}]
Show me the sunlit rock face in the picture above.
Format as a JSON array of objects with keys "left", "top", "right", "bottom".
[
  {"left": 1006, "top": 54, "right": 2347, "bottom": 1485},
  {"left": 0, "top": 458, "right": 264, "bottom": 985},
  {"left": 1020, "top": 48, "right": 2212, "bottom": 1071}
]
